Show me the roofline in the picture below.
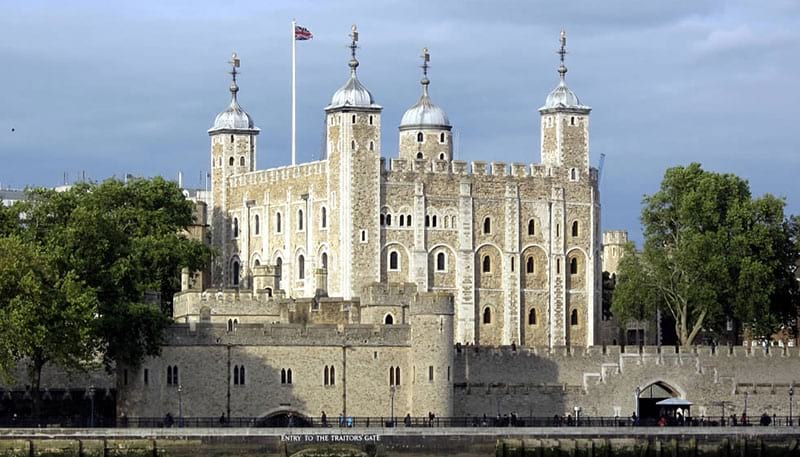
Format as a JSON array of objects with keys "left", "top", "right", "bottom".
[
  {"left": 324, "top": 105, "right": 383, "bottom": 113},
  {"left": 398, "top": 124, "right": 452, "bottom": 132},
  {"left": 208, "top": 127, "right": 261, "bottom": 136},
  {"left": 538, "top": 106, "right": 592, "bottom": 115}
]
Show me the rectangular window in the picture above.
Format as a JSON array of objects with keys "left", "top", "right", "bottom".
[
  {"left": 428, "top": 365, "right": 434, "bottom": 382},
  {"left": 144, "top": 369, "right": 149, "bottom": 385}
]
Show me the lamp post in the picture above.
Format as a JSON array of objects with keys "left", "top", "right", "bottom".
[
  {"left": 389, "top": 385, "right": 396, "bottom": 427},
  {"left": 88, "top": 386, "right": 96, "bottom": 428},
  {"left": 178, "top": 384, "right": 183, "bottom": 427},
  {"left": 744, "top": 391, "right": 749, "bottom": 424},
  {"left": 789, "top": 386, "right": 794, "bottom": 426}
]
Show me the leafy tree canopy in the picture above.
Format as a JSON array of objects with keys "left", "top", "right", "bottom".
[{"left": 612, "top": 163, "right": 799, "bottom": 345}]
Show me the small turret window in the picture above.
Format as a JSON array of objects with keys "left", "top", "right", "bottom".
[
  {"left": 571, "top": 116, "right": 575, "bottom": 126},
  {"left": 389, "top": 251, "right": 399, "bottom": 271},
  {"left": 369, "top": 115, "right": 373, "bottom": 125},
  {"left": 417, "top": 132, "right": 424, "bottom": 143},
  {"left": 276, "top": 212, "right": 282, "bottom": 233},
  {"left": 229, "top": 157, "right": 234, "bottom": 166},
  {"left": 482, "top": 255, "right": 491, "bottom": 273},
  {"left": 483, "top": 217, "right": 491, "bottom": 234},
  {"left": 351, "top": 140, "right": 355, "bottom": 150},
  {"left": 230, "top": 135, "right": 234, "bottom": 143},
  {"left": 483, "top": 307, "right": 492, "bottom": 324},
  {"left": 232, "top": 218, "right": 239, "bottom": 238},
  {"left": 321, "top": 253, "right": 328, "bottom": 270},
  {"left": 384, "top": 314, "right": 394, "bottom": 325},
  {"left": 436, "top": 252, "right": 446, "bottom": 272},
  {"left": 526, "top": 257, "right": 534, "bottom": 274},
  {"left": 528, "top": 219, "right": 535, "bottom": 235},
  {"left": 570, "top": 257, "right": 578, "bottom": 274},
  {"left": 417, "top": 152, "right": 423, "bottom": 159},
  {"left": 528, "top": 308, "right": 537, "bottom": 325},
  {"left": 352, "top": 114, "right": 356, "bottom": 124},
  {"left": 572, "top": 221, "right": 579, "bottom": 237},
  {"left": 440, "top": 132, "right": 446, "bottom": 143},
  {"left": 298, "top": 255, "right": 305, "bottom": 279},
  {"left": 570, "top": 168, "right": 578, "bottom": 181},
  {"left": 232, "top": 260, "right": 240, "bottom": 286},
  {"left": 298, "top": 209, "right": 304, "bottom": 231},
  {"left": 439, "top": 153, "right": 445, "bottom": 160},
  {"left": 254, "top": 215, "right": 260, "bottom": 235},
  {"left": 571, "top": 309, "right": 579, "bottom": 326},
  {"left": 321, "top": 207, "right": 327, "bottom": 228},
  {"left": 369, "top": 141, "right": 374, "bottom": 151},
  {"left": 240, "top": 156, "right": 245, "bottom": 166}
]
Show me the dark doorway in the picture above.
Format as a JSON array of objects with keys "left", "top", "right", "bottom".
[
  {"left": 637, "top": 382, "right": 679, "bottom": 424},
  {"left": 256, "top": 410, "right": 312, "bottom": 427}
]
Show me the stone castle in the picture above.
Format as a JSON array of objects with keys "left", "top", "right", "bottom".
[{"left": 6, "top": 27, "right": 798, "bottom": 424}]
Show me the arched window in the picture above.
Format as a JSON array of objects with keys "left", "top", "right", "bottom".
[
  {"left": 389, "top": 366, "right": 395, "bottom": 386},
  {"left": 571, "top": 309, "right": 578, "bottom": 326},
  {"left": 276, "top": 212, "right": 282, "bottom": 233},
  {"left": 329, "top": 366, "right": 335, "bottom": 385},
  {"left": 526, "top": 257, "right": 534, "bottom": 274},
  {"left": 386, "top": 214, "right": 392, "bottom": 226},
  {"left": 570, "top": 168, "right": 577, "bottom": 180},
  {"left": 483, "top": 217, "right": 491, "bottom": 234},
  {"left": 440, "top": 132, "right": 445, "bottom": 143},
  {"left": 432, "top": 215, "right": 437, "bottom": 227},
  {"left": 572, "top": 221, "right": 579, "bottom": 237},
  {"left": 570, "top": 257, "right": 578, "bottom": 274},
  {"left": 483, "top": 307, "right": 492, "bottom": 324},
  {"left": 254, "top": 215, "right": 260, "bottom": 235},
  {"left": 528, "top": 219, "right": 535, "bottom": 235},
  {"left": 395, "top": 367, "right": 401, "bottom": 386},
  {"left": 232, "top": 261, "right": 239, "bottom": 286},
  {"left": 321, "top": 253, "right": 328, "bottom": 270},
  {"left": 321, "top": 207, "right": 327, "bottom": 228},
  {"left": 229, "top": 157, "right": 234, "bottom": 166},
  {"left": 407, "top": 215, "right": 412, "bottom": 225},
  {"left": 436, "top": 252, "right": 446, "bottom": 272},
  {"left": 298, "top": 209, "right": 304, "bottom": 231},
  {"left": 324, "top": 366, "right": 329, "bottom": 386},
  {"left": 417, "top": 132, "right": 424, "bottom": 142},
  {"left": 352, "top": 114, "right": 356, "bottom": 124},
  {"left": 380, "top": 214, "right": 385, "bottom": 226},
  {"left": 384, "top": 314, "right": 394, "bottom": 325},
  {"left": 528, "top": 308, "right": 537, "bottom": 325},
  {"left": 482, "top": 255, "right": 491, "bottom": 273},
  {"left": 351, "top": 140, "right": 355, "bottom": 150},
  {"left": 227, "top": 319, "right": 233, "bottom": 332},
  {"left": 425, "top": 215, "right": 430, "bottom": 227},
  {"left": 254, "top": 259, "right": 260, "bottom": 267},
  {"left": 416, "top": 152, "right": 423, "bottom": 159},
  {"left": 276, "top": 257, "right": 283, "bottom": 283},
  {"left": 298, "top": 255, "right": 305, "bottom": 279},
  {"left": 369, "top": 141, "right": 374, "bottom": 151},
  {"left": 239, "top": 365, "right": 245, "bottom": 385},
  {"left": 287, "top": 369, "right": 293, "bottom": 384},
  {"left": 389, "top": 251, "right": 399, "bottom": 271},
  {"left": 399, "top": 215, "right": 405, "bottom": 227},
  {"left": 369, "top": 115, "right": 373, "bottom": 125},
  {"left": 570, "top": 116, "right": 575, "bottom": 126},
  {"left": 232, "top": 218, "right": 239, "bottom": 238},
  {"left": 281, "top": 368, "right": 286, "bottom": 384},
  {"left": 240, "top": 156, "right": 245, "bottom": 166},
  {"left": 230, "top": 135, "right": 234, "bottom": 143},
  {"left": 439, "top": 153, "right": 445, "bottom": 160}
]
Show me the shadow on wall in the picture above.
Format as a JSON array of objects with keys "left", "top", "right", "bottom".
[{"left": 452, "top": 344, "right": 564, "bottom": 420}]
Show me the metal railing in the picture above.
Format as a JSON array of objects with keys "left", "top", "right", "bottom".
[{"left": 0, "top": 415, "right": 796, "bottom": 428}]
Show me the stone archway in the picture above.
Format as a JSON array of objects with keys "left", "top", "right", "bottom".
[
  {"left": 637, "top": 381, "right": 680, "bottom": 423},
  {"left": 256, "top": 409, "right": 312, "bottom": 427}
]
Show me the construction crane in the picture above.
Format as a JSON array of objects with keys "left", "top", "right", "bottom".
[{"left": 598, "top": 153, "right": 606, "bottom": 186}]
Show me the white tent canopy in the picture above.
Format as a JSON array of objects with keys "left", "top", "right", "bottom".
[{"left": 656, "top": 398, "right": 693, "bottom": 407}]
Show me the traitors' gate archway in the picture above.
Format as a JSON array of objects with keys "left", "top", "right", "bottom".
[
  {"left": 256, "top": 410, "right": 312, "bottom": 427},
  {"left": 637, "top": 381, "right": 680, "bottom": 422}
]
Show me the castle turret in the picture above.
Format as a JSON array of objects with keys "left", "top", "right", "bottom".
[
  {"left": 409, "top": 292, "right": 454, "bottom": 418},
  {"left": 602, "top": 230, "right": 629, "bottom": 276},
  {"left": 208, "top": 53, "right": 260, "bottom": 287},
  {"left": 399, "top": 48, "right": 453, "bottom": 162},
  {"left": 539, "top": 30, "right": 591, "bottom": 173},
  {"left": 324, "top": 26, "right": 382, "bottom": 299}
]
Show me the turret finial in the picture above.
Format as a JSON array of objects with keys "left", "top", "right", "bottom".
[
  {"left": 348, "top": 24, "right": 359, "bottom": 73},
  {"left": 557, "top": 28, "right": 568, "bottom": 81},
  {"left": 420, "top": 47, "right": 431, "bottom": 96},
  {"left": 228, "top": 52, "right": 241, "bottom": 95}
]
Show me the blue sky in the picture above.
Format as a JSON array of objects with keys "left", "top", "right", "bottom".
[{"left": 1, "top": 1, "right": 798, "bottom": 243}]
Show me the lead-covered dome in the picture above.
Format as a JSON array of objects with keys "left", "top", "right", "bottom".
[
  {"left": 400, "top": 82, "right": 450, "bottom": 129},
  {"left": 328, "top": 72, "right": 378, "bottom": 109},
  {"left": 541, "top": 79, "right": 585, "bottom": 110},
  {"left": 209, "top": 83, "right": 257, "bottom": 132}
]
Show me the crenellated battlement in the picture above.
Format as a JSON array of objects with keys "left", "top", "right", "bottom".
[
  {"left": 380, "top": 157, "right": 599, "bottom": 186},
  {"left": 602, "top": 230, "right": 629, "bottom": 245},
  {"left": 228, "top": 159, "right": 328, "bottom": 189},
  {"left": 361, "top": 282, "right": 418, "bottom": 307},
  {"left": 166, "top": 321, "right": 412, "bottom": 347}
]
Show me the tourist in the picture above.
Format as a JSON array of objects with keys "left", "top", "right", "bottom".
[
  {"left": 164, "top": 413, "right": 174, "bottom": 428},
  {"left": 760, "top": 412, "right": 771, "bottom": 426},
  {"left": 321, "top": 411, "right": 328, "bottom": 427},
  {"left": 338, "top": 412, "right": 344, "bottom": 427},
  {"left": 630, "top": 412, "right": 638, "bottom": 426},
  {"left": 404, "top": 413, "right": 411, "bottom": 427},
  {"left": 218, "top": 412, "right": 226, "bottom": 426},
  {"left": 657, "top": 416, "right": 667, "bottom": 427}
]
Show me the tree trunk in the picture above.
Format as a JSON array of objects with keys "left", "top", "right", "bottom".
[{"left": 27, "top": 355, "right": 46, "bottom": 421}]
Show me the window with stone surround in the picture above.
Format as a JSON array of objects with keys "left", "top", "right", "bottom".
[
  {"left": 389, "top": 251, "right": 400, "bottom": 271},
  {"left": 483, "top": 217, "right": 491, "bottom": 234},
  {"left": 417, "top": 152, "right": 423, "bottom": 159},
  {"left": 526, "top": 257, "right": 535, "bottom": 274},
  {"left": 232, "top": 218, "right": 239, "bottom": 238},
  {"left": 231, "top": 260, "right": 240, "bottom": 286},
  {"left": 571, "top": 221, "right": 579, "bottom": 237},
  {"left": 144, "top": 369, "right": 149, "bottom": 385},
  {"left": 389, "top": 366, "right": 400, "bottom": 386},
  {"left": 416, "top": 132, "right": 423, "bottom": 143},
  {"left": 229, "top": 157, "right": 234, "bottom": 166},
  {"left": 298, "top": 255, "right": 305, "bottom": 280},
  {"left": 482, "top": 255, "right": 491, "bottom": 273},
  {"left": 436, "top": 252, "right": 446, "bottom": 272},
  {"left": 281, "top": 368, "right": 293, "bottom": 384},
  {"left": 254, "top": 215, "right": 260, "bottom": 235},
  {"left": 570, "top": 309, "right": 578, "bottom": 326},
  {"left": 570, "top": 168, "right": 578, "bottom": 181},
  {"left": 570, "top": 257, "right": 578, "bottom": 275},
  {"left": 428, "top": 365, "right": 434, "bottom": 382},
  {"left": 233, "top": 365, "right": 245, "bottom": 385},
  {"left": 528, "top": 308, "right": 537, "bottom": 325},
  {"left": 360, "top": 230, "right": 367, "bottom": 243},
  {"left": 528, "top": 219, "right": 535, "bottom": 236},
  {"left": 166, "top": 365, "right": 179, "bottom": 386},
  {"left": 298, "top": 209, "right": 304, "bottom": 231},
  {"left": 384, "top": 314, "right": 394, "bottom": 325},
  {"left": 439, "top": 132, "right": 446, "bottom": 143},
  {"left": 321, "top": 207, "right": 327, "bottom": 228},
  {"left": 276, "top": 212, "right": 282, "bottom": 233},
  {"left": 321, "top": 253, "right": 328, "bottom": 270},
  {"left": 407, "top": 214, "right": 412, "bottom": 226},
  {"left": 240, "top": 156, "right": 245, "bottom": 166},
  {"left": 482, "top": 307, "right": 492, "bottom": 324}
]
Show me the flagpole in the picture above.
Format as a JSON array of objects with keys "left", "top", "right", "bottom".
[{"left": 291, "top": 19, "right": 297, "bottom": 166}]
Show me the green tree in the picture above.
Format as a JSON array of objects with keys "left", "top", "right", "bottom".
[
  {"left": 0, "top": 236, "right": 99, "bottom": 416},
  {"left": 0, "top": 177, "right": 210, "bottom": 412},
  {"left": 612, "top": 163, "right": 799, "bottom": 346}
]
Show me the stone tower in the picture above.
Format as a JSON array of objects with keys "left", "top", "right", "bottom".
[
  {"left": 538, "top": 30, "right": 596, "bottom": 347},
  {"left": 208, "top": 53, "right": 260, "bottom": 287},
  {"left": 602, "top": 230, "right": 628, "bottom": 276},
  {"left": 398, "top": 48, "right": 453, "bottom": 162},
  {"left": 324, "top": 26, "right": 382, "bottom": 299},
  {"left": 409, "top": 291, "right": 454, "bottom": 418}
]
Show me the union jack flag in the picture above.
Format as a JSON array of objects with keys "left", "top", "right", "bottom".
[{"left": 295, "top": 25, "right": 313, "bottom": 41}]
